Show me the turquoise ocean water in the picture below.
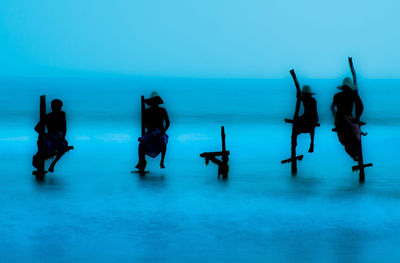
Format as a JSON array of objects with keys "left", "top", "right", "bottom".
[{"left": 0, "top": 77, "right": 399, "bottom": 262}]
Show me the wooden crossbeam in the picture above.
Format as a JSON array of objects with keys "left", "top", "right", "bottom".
[
  {"left": 352, "top": 163, "right": 373, "bottom": 172},
  {"left": 200, "top": 151, "right": 230, "bottom": 158},
  {"left": 285, "top": 118, "right": 320, "bottom": 127},
  {"left": 281, "top": 155, "right": 303, "bottom": 164},
  {"left": 284, "top": 118, "right": 294, "bottom": 124}
]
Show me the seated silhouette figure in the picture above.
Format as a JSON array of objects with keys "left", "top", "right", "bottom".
[
  {"left": 33, "top": 99, "right": 74, "bottom": 174},
  {"left": 294, "top": 85, "right": 319, "bottom": 153},
  {"left": 136, "top": 92, "right": 170, "bottom": 172},
  {"left": 331, "top": 77, "right": 364, "bottom": 161}
]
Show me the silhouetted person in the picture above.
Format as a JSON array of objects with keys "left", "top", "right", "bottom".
[
  {"left": 331, "top": 77, "right": 364, "bottom": 161},
  {"left": 33, "top": 99, "right": 73, "bottom": 173},
  {"left": 136, "top": 92, "right": 170, "bottom": 172},
  {"left": 294, "top": 85, "right": 319, "bottom": 153}
]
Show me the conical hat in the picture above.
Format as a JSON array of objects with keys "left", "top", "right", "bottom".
[
  {"left": 145, "top": 91, "right": 164, "bottom": 105},
  {"left": 337, "top": 77, "right": 356, "bottom": 90},
  {"left": 301, "top": 85, "right": 314, "bottom": 94}
]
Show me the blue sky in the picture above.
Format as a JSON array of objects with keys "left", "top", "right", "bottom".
[{"left": 0, "top": 0, "right": 399, "bottom": 78}]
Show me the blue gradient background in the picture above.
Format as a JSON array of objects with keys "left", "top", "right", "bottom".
[
  {"left": 1, "top": 0, "right": 399, "bottom": 78},
  {"left": 1, "top": 1, "right": 400, "bottom": 263}
]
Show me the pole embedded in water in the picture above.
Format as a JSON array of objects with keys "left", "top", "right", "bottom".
[
  {"left": 141, "top": 96, "right": 145, "bottom": 137},
  {"left": 221, "top": 126, "right": 226, "bottom": 153},
  {"left": 347, "top": 57, "right": 373, "bottom": 183},
  {"left": 37, "top": 95, "right": 46, "bottom": 177},
  {"left": 281, "top": 70, "right": 305, "bottom": 173},
  {"left": 349, "top": 57, "right": 357, "bottom": 86}
]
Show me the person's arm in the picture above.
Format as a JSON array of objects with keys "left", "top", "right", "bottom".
[
  {"left": 331, "top": 95, "right": 337, "bottom": 117},
  {"left": 62, "top": 112, "right": 67, "bottom": 137},
  {"left": 354, "top": 93, "right": 364, "bottom": 121},
  {"left": 313, "top": 98, "right": 319, "bottom": 123},
  {"left": 34, "top": 121, "right": 43, "bottom": 133},
  {"left": 34, "top": 114, "right": 47, "bottom": 133},
  {"left": 163, "top": 109, "right": 170, "bottom": 133}
]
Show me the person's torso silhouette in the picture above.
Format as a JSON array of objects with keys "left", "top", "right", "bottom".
[
  {"left": 145, "top": 106, "right": 168, "bottom": 132},
  {"left": 300, "top": 94, "right": 318, "bottom": 123},
  {"left": 46, "top": 111, "right": 66, "bottom": 136},
  {"left": 333, "top": 89, "right": 363, "bottom": 120}
]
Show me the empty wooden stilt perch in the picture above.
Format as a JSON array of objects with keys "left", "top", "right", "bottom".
[{"left": 200, "top": 126, "right": 230, "bottom": 179}]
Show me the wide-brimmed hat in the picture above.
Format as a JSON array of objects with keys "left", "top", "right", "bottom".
[
  {"left": 145, "top": 91, "right": 164, "bottom": 106},
  {"left": 301, "top": 85, "right": 314, "bottom": 94},
  {"left": 337, "top": 77, "right": 355, "bottom": 90}
]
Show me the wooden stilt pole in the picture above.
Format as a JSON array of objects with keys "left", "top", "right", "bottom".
[
  {"left": 141, "top": 95, "right": 145, "bottom": 137},
  {"left": 221, "top": 126, "right": 226, "bottom": 153},
  {"left": 348, "top": 57, "right": 373, "bottom": 183},
  {"left": 281, "top": 70, "right": 303, "bottom": 174},
  {"left": 35, "top": 95, "right": 46, "bottom": 178},
  {"left": 290, "top": 70, "right": 301, "bottom": 174},
  {"left": 221, "top": 126, "right": 228, "bottom": 179}
]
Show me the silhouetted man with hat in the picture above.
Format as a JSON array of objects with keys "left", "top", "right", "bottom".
[
  {"left": 295, "top": 85, "right": 319, "bottom": 153},
  {"left": 136, "top": 92, "right": 170, "bottom": 172},
  {"left": 331, "top": 77, "right": 364, "bottom": 161}
]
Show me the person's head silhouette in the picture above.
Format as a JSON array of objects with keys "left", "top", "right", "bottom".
[
  {"left": 51, "top": 99, "right": 63, "bottom": 112},
  {"left": 145, "top": 92, "right": 164, "bottom": 107},
  {"left": 337, "top": 77, "right": 355, "bottom": 92},
  {"left": 301, "top": 85, "right": 314, "bottom": 97}
]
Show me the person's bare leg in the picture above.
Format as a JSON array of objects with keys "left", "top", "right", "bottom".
[
  {"left": 308, "top": 129, "right": 315, "bottom": 153},
  {"left": 48, "top": 152, "right": 65, "bottom": 173},
  {"left": 160, "top": 145, "right": 166, "bottom": 168},
  {"left": 136, "top": 143, "right": 146, "bottom": 171},
  {"left": 48, "top": 146, "right": 74, "bottom": 173}
]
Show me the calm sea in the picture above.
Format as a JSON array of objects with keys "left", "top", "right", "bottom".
[{"left": 0, "top": 77, "right": 399, "bottom": 262}]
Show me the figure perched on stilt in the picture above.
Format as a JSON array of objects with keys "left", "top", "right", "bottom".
[
  {"left": 33, "top": 97, "right": 74, "bottom": 177},
  {"left": 200, "top": 126, "right": 229, "bottom": 179},
  {"left": 282, "top": 70, "right": 319, "bottom": 174},
  {"left": 294, "top": 85, "right": 319, "bottom": 153},
  {"left": 135, "top": 92, "right": 170, "bottom": 173},
  {"left": 331, "top": 77, "right": 363, "bottom": 161},
  {"left": 331, "top": 57, "right": 372, "bottom": 182}
]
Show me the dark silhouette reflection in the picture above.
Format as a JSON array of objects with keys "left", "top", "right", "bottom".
[
  {"left": 135, "top": 92, "right": 170, "bottom": 173},
  {"left": 331, "top": 77, "right": 364, "bottom": 161},
  {"left": 136, "top": 173, "right": 166, "bottom": 190},
  {"left": 32, "top": 97, "right": 74, "bottom": 178},
  {"left": 33, "top": 175, "right": 64, "bottom": 191},
  {"left": 200, "top": 126, "right": 229, "bottom": 179}
]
